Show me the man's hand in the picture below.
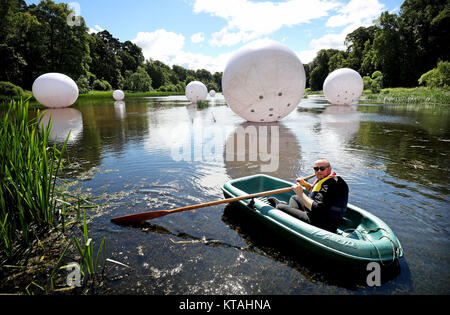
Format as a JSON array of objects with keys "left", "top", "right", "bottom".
[
  {"left": 296, "top": 178, "right": 311, "bottom": 191},
  {"left": 292, "top": 184, "right": 304, "bottom": 195}
]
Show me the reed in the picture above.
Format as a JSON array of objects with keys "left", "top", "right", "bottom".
[
  {"left": 72, "top": 210, "right": 107, "bottom": 282},
  {"left": 0, "top": 99, "right": 68, "bottom": 259}
]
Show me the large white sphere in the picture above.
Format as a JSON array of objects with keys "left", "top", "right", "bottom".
[
  {"left": 32, "top": 73, "right": 79, "bottom": 108},
  {"left": 222, "top": 40, "right": 306, "bottom": 122},
  {"left": 186, "top": 81, "right": 208, "bottom": 103},
  {"left": 209, "top": 90, "right": 216, "bottom": 97},
  {"left": 323, "top": 68, "right": 363, "bottom": 105},
  {"left": 113, "top": 89, "right": 125, "bottom": 101}
]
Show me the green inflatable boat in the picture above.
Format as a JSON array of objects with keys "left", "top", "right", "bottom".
[{"left": 222, "top": 174, "right": 403, "bottom": 264}]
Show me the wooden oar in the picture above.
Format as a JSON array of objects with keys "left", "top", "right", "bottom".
[{"left": 111, "top": 174, "right": 315, "bottom": 224}]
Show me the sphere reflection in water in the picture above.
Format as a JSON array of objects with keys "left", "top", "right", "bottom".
[
  {"left": 320, "top": 105, "right": 361, "bottom": 144},
  {"left": 224, "top": 122, "right": 302, "bottom": 179},
  {"left": 114, "top": 101, "right": 126, "bottom": 119},
  {"left": 39, "top": 108, "right": 83, "bottom": 143}
]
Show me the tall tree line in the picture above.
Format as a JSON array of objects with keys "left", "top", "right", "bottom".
[
  {"left": 1, "top": 0, "right": 448, "bottom": 93},
  {"left": 308, "top": 0, "right": 449, "bottom": 90},
  {"left": 0, "top": 0, "right": 222, "bottom": 93}
]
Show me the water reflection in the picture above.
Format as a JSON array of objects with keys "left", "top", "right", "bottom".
[
  {"left": 39, "top": 108, "right": 83, "bottom": 143},
  {"left": 320, "top": 105, "right": 361, "bottom": 144},
  {"left": 224, "top": 122, "right": 302, "bottom": 180},
  {"left": 114, "top": 101, "right": 126, "bottom": 119}
]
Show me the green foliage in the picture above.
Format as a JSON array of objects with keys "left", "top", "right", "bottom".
[
  {"left": 2, "top": 0, "right": 447, "bottom": 94},
  {"left": 0, "top": 81, "right": 24, "bottom": 97},
  {"left": 309, "top": 49, "right": 348, "bottom": 91},
  {"left": 418, "top": 61, "right": 450, "bottom": 89},
  {"left": 363, "top": 71, "right": 384, "bottom": 93},
  {"left": 76, "top": 75, "right": 91, "bottom": 94},
  {"left": 92, "top": 79, "right": 112, "bottom": 91},
  {"left": 124, "top": 67, "right": 152, "bottom": 92},
  {"left": 0, "top": 99, "right": 68, "bottom": 259}
]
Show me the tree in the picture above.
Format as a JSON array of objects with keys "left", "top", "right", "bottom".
[
  {"left": 370, "top": 12, "right": 404, "bottom": 87},
  {"left": 398, "top": 0, "right": 450, "bottom": 86},
  {"left": 89, "top": 30, "right": 122, "bottom": 88},
  {"left": 345, "top": 26, "right": 378, "bottom": 75},
  {"left": 145, "top": 60, "right": 172, "bottom": 89},
  {"left": 124, "top": 66, "right": 152, "bottom": 92},
  {"left": 28, "top": 0, "right": 91, "bottom": 87},
  {"left": 418, "top": 61, "right": 450, "bottom": 88},
  {"left": 309, "top": 49, "right": 347, "bottom": 91}
]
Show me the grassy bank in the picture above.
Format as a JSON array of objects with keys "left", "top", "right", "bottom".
[
  {"left": 0, "top": 90, "right": 186, "bottom": 105},
  {"left": 307, "top": 87, "right": 450, "bottom": 105},
  {"left": 77, "top": 90, "right": 185, "bottom": 99},
  {"left": 362, "top": 87, "right": 450, "bottom": 105}
]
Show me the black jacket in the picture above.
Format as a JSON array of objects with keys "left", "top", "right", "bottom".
[{"left": 310, "top": 176, "right": 349, "bottom": 231}]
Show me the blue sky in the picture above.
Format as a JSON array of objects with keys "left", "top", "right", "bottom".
[{"left": 25, "top": 0, "right": 404, "bottom": 73}]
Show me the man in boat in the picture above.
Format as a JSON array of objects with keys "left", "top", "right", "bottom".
[{"left": 268, "top": 158, "right": 349, "bottom": 233}]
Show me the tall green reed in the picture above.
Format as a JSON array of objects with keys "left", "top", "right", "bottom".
[{"left": 0, "top": 99, "right": 68, "bottom": 259}]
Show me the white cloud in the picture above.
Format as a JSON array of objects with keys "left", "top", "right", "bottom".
[
  {"left": 299, "top": 0, "right": 386, "bottom": 63},
  {"left": 326, "top": 0, "right": 385, "bottom": 27},
  {"left": 89, "top": 25, "right": 105, "bottom": 34},
  {"left": 132, "top": 29, "right": 230, "bottom": 73},
  {"left": 191, "top": 32, "right": 205, "bottom": 44},
  {"left": 131, "top": 0, "right": 386, "bottom": 72},
  {"left": 194, "top": 0, "right": 340, "bottom": 47},
  {"left": 296, "top": 50, "right": 318, "bottom": 64},
  {"left": 132, "top": 29, "right": 185, "bottom": 64}
]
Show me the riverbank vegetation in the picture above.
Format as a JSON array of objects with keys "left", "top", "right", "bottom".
[
  {"left": 306, "top": 87, "right": 450, "bottom": 105},
  {"left": 0, "top": 99, "right": 110, "bottom": 294}
]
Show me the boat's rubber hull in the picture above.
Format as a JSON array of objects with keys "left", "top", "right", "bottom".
[{"left": 222, "top": 174, "right": 403, "bottom": 265}]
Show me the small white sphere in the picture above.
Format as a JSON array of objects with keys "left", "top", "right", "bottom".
[
  {"left": 32, "top": 73, "right": 79, "bottom": 108},
  {"left": 323, "top": 68, "right": 363, "bottom": 105},
  {"left": 209, "top": 90, "right": 216, "bottom": 97},
  {"left": 222, "top": 40, "right": 306, "bottom": 122},
  {"left": 186, "top": 81, "right": 208, "bottom": 103},
  {"left": 113, "top": 89, "right": 125, "bottom": 101}
]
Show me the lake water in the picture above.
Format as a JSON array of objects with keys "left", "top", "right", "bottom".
[{"left": 43, "top": 94, "right": 449, "bottom": 294}]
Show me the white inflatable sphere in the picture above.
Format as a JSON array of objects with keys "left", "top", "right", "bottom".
[
  {"left": 222, "top": 40, "right": 306, "bottom": 122},
  {"left": 32, "top": 73, "right": 79, "bottom": 108},
  {"left": 323, "top": 68, "right": 363, "bottom": 105},
  {"left": 113, "top": 89, "right": 125, "bottom": 101},
  {"left": 209, "top": 90, "right": 216, "bottom": 97},
  {"left": 186, "top": 81, "right": 208, "bottom": 103}
]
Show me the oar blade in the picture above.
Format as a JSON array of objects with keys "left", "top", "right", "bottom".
[{"left": 111, "top": 210, "right": 169, "bottom": 224}]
